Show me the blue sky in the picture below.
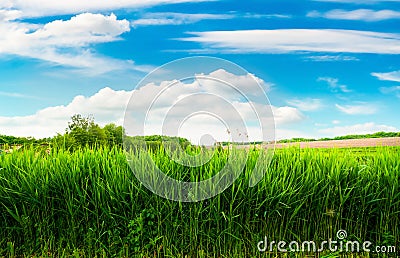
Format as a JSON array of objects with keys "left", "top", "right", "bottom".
[{"left": 0, "top": 0, "right": 399, "bottom": 141}]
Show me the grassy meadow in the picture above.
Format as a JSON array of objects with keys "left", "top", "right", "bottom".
[{"left": 0, "top": 145, "right": 399, "bottom": 257}]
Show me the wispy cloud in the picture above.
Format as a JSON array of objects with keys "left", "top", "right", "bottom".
[
  {"left": 1, "top": 0, "right": 212, "bottom": 18},
  {"left": 372, "top": 70, "right": 400, "bottom": 82},
  {"left": 379, "top": 86, "right": 400, "bottom": 93},
  {"left": 335, "top": 103, "right": 378, "bottom": 115},
  {"left": 242, "top": 13, "right": 292, "bottom": 19},
  {"left": 131, "top": 12, "right": 291, "bottom": 27},
  {"left": 0, "top": 91, "right": 41, "bottom": 99},
  {"left": 305, "top": 55, "right": 359, "bottom": 62},
  {"left": 178, "top": 29, "right": 400, "bottom": 54},
  {"left": 132, "top": 12, "right": 233, "bottom": 27},
  {"left": 286, "top": 98, "right": 323, "bottom": 111},
  {"left": 307, "top": 9, "right": 400, "bottom": 21},
  {"left": 379, "top": 86, "right": 400, "bottom": 98},
  {"left": 318, "top": 77, "right": 352, "bottom": 93}
]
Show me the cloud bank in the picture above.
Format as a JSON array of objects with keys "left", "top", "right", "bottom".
[{"left": 0, "top": 70, "right": 304, "bottom": 142}]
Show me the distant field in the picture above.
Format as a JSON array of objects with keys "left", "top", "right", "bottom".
[{"left": 274, "top": 137, "right": 400, "bottom": 149}]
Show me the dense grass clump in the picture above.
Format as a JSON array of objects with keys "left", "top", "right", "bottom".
[{"left": 0, "top": 146, "right": 399, "bottom": 257}]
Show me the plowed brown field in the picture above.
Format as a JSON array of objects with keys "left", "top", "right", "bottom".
[{"left": 274, "top": 137, "right": 400, "bottom": 149}]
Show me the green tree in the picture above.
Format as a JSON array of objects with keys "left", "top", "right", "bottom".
[
  {"left": 103, "top": 123, "right": 124, "bottom": 146},
  {"left": 67, "top": 114, "right": 106, "bottom": 148}
]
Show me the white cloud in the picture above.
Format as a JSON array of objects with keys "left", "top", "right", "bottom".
[
  {"left": 286, "top": 98, "right": 323, "bottom": 111},
  {"left": 126, "top": 69, "right": 298, "bottom": 142},
  {"left": 372, "top": 70, "right": 400, "bottom": 82},
  {"left": 319, "top": 122, "right": 398, "bottom": 137},
  {"left": 132, "top": 12, "right": 233, "bottom": 26},
  {"left": 335, "top": 103, "right": 378, "bottom": 115},
  {"left": 271, "top": 106, "right": 304, "bottom": 125},
  {"left": 305, "top": 55, "right": 359, "bottom": 62},
  {"left": 0, "top": 9, "right": 22, "bottom": 21},
  {"left": 0, "top": 87, "right": 132, "bottom": 139},
  {"left": 307, "top": 9, "right": 400, "bottom": 21},
  {"left": 332, "top": 120, "right": 341, "bottom": 124},
  {"left": 0, "top": 13, "right": 150, "bottom": 74},
  {"left": 318, "top": 77, "right": 352, "bottom": 93},
  {"left": 33, "top": 13, "right": 130, "bottom": 46},
  {"left": 195, "top": 69, "right": 272, "bottom": 98},
  {"left": 179, "top": 29, "right": 400, "bottom": 54},
  {"left": 2, "top": 0, "right": 211, "bottom": 18},
  {"left": 0, "top": 1, "right": 210, "bottom": 73},
  {"left": 0, "top": 70, "right": 303, "bottom": 142}
]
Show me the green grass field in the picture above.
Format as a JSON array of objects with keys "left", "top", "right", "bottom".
[{"left": 0, "top": 146, "right": 399, "bottom": 257}]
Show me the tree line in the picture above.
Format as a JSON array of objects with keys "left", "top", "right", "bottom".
[
  {"left": 1, "top": 114, "right": 191, "bottom": 151},
  {"left": 2, "top": 114, "right": 399, "bottom": 148}
]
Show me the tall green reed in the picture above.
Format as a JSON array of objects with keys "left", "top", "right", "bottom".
[{"left": 0, "top": 145, "right": 398, "bottom": 256}]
